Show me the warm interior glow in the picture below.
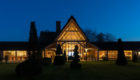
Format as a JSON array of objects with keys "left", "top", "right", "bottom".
[
  {"left": 3, "top": 50, "right": 27, "bottom": 61},
  {"left": 124, "top": 50, "right": 132, "bottom": 60},
  {"left": 58, "top": 21, "right": 86, "bottom": 41}
]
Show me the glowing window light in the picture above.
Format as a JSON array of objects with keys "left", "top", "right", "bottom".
[
  {"left": 138, "top": 52, "right": 140, "bottom": 55},
  {"left": 68, "top": 51, "right": 74, "bottom": 56}
]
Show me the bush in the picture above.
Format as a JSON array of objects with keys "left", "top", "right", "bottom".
[
  {"left": 102, "top": 56, "right": 108, "bottom": 61},
  {"left": 42, "top": 58, "right": 52, "bottom": 65},
  {"left": 54, "top": 56, "right": 65, "bottom": 65},
  {"left": 70, "top": 45, "right": 81, "bottom": 69},
  {"left": 116, "top": 39, "right": 127, "bottom": 65},
  {"left": 15, "top": 59, "right": 42, "bottom": 76}
]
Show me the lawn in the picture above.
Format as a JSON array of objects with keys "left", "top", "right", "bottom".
[{"left": 0, "top": 61, "right": 140, "bottom": 80}]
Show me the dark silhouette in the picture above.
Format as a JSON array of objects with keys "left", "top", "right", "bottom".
[
  {"left": 0, "top": 53, "right": 3, "bottom": 62},
  {"left": 15, "top": 22, "right": 42, "bottom": 76},
  {"left": 105, "top": 33, "right": 116, "bottom": 42},
  {"left": 102, "top": 55, "right": 108, "bottom": 61},
  {"left": 54, "top": 44, "right": 65, "bottom": 65},
  {"left": 28, "top": 22, "right": 40, "bottom": 58},
  {"left": 56, "top": 44, "right": 62, "bottom": 55},
  {"left": 85, "top": 29, "right": 116, "bottom": 42},
  {"left": 116, "top": 39, "right": 127, "bottom": 65},
  {"left": 63, "top": 50, "right": 67, "bottom": 63},
  {"left": 5, "top": 55, "right": 8, "bottom": 64},
  {"left": 96, "top": 33, "right": 105, "bottom": 42},
  {"left": 56, "top": 21, "right": 61, "bottom": 35},
  {"left": 70, "top": 45, "right": 81, "bottom": 69},
  {"left": 42, "top": 58, "right": 52, "bottom": 65},
  {"left": 84, "top": 29, "right": 97, "bottom": 42},
  {"left": 132, "top": 53, "right": 138, "bottom": 62}
]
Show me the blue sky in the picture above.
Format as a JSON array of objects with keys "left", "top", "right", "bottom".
[{"left": 0, "top": 0, "right": 140, "bottom": 41}]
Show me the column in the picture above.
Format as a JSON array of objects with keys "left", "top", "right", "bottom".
[
  {"left": 97, "top": 50, "right": 99, "bottom": 61},
  {"left": 106, "top": 50, "right": 109, "bottom": 60},
  {"left": 0, "top": 50, "right": 3, "bottom": 62},
  {"left": 15, "top": 51, "right": 17, "bottom": 62},
  {"left": 44, "top": 49, "right": 46, "bottom": 58}
]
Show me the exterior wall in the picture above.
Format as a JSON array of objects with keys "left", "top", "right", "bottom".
[
  {"left": 86, "top": 48, "right": 98, "bottom": 61},
  {"left": 2, "top": 50, "right": 27, "bottom": 62},
  {"left": 124, "top": 50, "right": 133, "bottom": 60},
  {"left": 43, "top": 49, "right": 55, "bottom": 62},
  {"left": 98, "top": 50, "right": 133, "bottom": 60}
]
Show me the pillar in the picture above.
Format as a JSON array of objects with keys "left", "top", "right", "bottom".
[
  {"left": 15, "top": 50, "right": 17, "bottom": 62},
  {"left": 106, "top": 50, "right": 109, "bottom": 60},
  {"left": 97, "top": 50, "right": 99, "bottom": 61}
]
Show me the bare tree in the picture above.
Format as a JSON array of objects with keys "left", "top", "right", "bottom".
[
  {"left": 104, "top": 33, "right": 116, "bottom": 42},
  {"left": 96, "top": 33, "right": 105, "bottom": 42},
  {"left": 84, "top": 29, "right": 97, "bottom": 42},
  {"left": 85, "top": 29, "right": 116, "bottom": 42}
]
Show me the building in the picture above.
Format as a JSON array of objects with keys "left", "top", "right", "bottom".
[{"left": 1, "top": 16, "right": 140, "bottom": 62}]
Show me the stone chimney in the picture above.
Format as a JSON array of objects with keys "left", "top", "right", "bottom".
[{"left": 56, "top": 21, "right": 61, "bottom": 34}]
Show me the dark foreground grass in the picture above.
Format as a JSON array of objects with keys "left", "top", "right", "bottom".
[{"left": 0, "top": 61, "right": 140, "bottom": 80}]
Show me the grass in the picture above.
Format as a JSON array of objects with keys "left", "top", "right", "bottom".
[{"left": 0, "top": 61, "right": 140, "bottom": 80}]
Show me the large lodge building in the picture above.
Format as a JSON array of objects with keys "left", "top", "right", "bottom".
[{"left": 1, "top": 16, "right": 140, "bottom": 62}]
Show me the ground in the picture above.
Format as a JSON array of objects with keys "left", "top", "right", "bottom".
[{"left": 0, "top": 61, "right": 140, "bottom": 80}]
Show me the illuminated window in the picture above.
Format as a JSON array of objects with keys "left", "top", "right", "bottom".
[
  {"left": 17, "top": 51, "right": 27, "bottom": 57},
  {"left": 108, "top": 50, "right": 118, "bottom": 60},
  {"left": 68, "top": 51, "right": 74, "bottom": 56},
  {"left": 124, "top": 50, "right": 132, "bottom": 60},
  {"left": 99, "top": 51, "right": 107, "bottom": 60}
]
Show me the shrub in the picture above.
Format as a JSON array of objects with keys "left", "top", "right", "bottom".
[
  {"left": 42, "top": 58, "right": 52, "bottom": 65},
  {"left": 54, "top": 44, "right": 65, "bottom": 65},
  {"left": 116, "top": 39, "right": 127, "bottom": 65},
  {"left": 54, "top": 56, "right": 65, "bottom": 65},
  {"left": 102, "top": 56, "right": 108, "bottom": 61},
  {"left": 15, "top": 59, "right": 42, "bottom": 76},
  {"left": 70, "top": 45, "right": 81, "bottom": 69}
]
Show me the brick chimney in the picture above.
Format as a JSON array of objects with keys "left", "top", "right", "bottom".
[{"left": 56, "top": 21, "right": 61, "bottom": 35}]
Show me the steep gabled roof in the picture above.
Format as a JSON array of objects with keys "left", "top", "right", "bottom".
[{"left": 56, "top": 16, "right": 88, "bottom": 41}]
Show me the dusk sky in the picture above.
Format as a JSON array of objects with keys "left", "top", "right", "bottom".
[{"left": 0, "top": 0, "right": 140, "bottom": 41}]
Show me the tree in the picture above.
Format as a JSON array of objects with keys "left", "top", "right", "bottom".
[
  {"left": 84, "top": 29, "right": 97, "bottom": 42},
  {"left": 56, "top": 44, "right": 62, "bottom": 55},
  {"left": 84, "top": 29, "right": 116, "bottom": 42},
  {"left": 104, "top": 33, "right": 116, "bottom": 42},
  {"left": 116, "top": 39, "right": 127, "bottom": 65},
  {"left": 54, "top": 44, "right": 65, "bottom": 65},
  {"left": 96, "top": 33, "right": 105, "bottom": 42},
  {"left": 28, "top": 22, "right": 40, "bottom": 59},
  {"left": 70, "top": 45, "right": 81, "bottom": 69},
  {"left": 15, "top": 21, "right": 42, "bottom": 76}
]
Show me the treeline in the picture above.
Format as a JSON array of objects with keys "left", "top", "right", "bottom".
[{"left": 84, "top": 29, "right": 117, "bottom": 42}]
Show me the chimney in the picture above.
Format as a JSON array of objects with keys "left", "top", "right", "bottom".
[{"left": 56, "top": 21, "right": 61, "bottom": 34}]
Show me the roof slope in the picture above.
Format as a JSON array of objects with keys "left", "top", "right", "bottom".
[
  {"left": 92, "top": 41, "right": 140, "bottom": 50},
  {"left": 0, "top": 42, "right": 28, "bottom": 50},
  {"left": 56, "top": 16, "right": 88, "bottom": 41}
]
